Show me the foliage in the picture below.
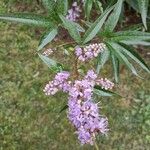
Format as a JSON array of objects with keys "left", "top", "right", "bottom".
[
  {"left": 0, "top": 0, "right": 149, "bottom": 149},
  {"left": 0, "top": 0, "right": 149, "bottom": 81}
]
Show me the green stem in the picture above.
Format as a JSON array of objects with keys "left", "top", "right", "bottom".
[
  {"left": 55, "top": 41, "right": 76, "bottom": 48},
  {"left": 94, "top": 141, "right": 99, "bottom": 150}
]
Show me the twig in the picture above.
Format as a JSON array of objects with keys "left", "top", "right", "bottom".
[
  {"left": 73, "top": 56, "right": 79, "bottom": 79},
  {"left": 94, "top": 141, "right": 99, "bottom": 150},
  {"left": 55, "top": 41, "right": 76, "bottom": 49}
]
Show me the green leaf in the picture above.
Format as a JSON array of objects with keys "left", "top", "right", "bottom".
[
  {"left": 106, "top": 42, "right": 139, "bottom": 76},
  {"left": 82, "top": 20, "right": 92, "bottom": 27},
  {"left": 119, "top": 43, "right": 150, "bottom": 73},
  {"left": 94, "top": 88, "right": 113, "bottom": 97},
  {"left": 0, "top": 13, "right": 51, "bottom": 27},
  {"left": 95, "top": 0, "right": 103, "bottom": 13},
  {"left": 73, "top": 22, "right": 85, "bottom": 32},
  {"left": 59, "top": 14, "right": 81, "bottom": 44},
  {"left": 42, "top": 0, "right": 56, "bottom": 14},
  {"left": 59, "top": 105, "right": 68, "bottom": 113},
  {"left": 111, "top": 54, "right": 120, "bottom": 83},
  {"left": 96, "top": 48, "right": 110, "bottom": 74},
  {"left": 121, "top": 40, "right": 150, "bottom": 46},
  {"left": 85, "top": 0, "right": 93, "bottom": 20},
  {"left": 115, "top": 31, "right": 150, "bottom": 37},
  {"left": 38, "top": 54, "right": 58, "bottom": 70},
  {"left": 38, "top": 28, "right": 58, "bottom": 51},
  {"left": 94, "top": 86, "right": 120, "bottom": 97},
  {"left": 104, "top": 0, "right": 123, "bottom": 32},
  {"left": 110, "top": 31, "right": 150, "bottom": 42},
  {"left": 126, "top": 0, "right": 139, "bottom": 12},
  {"left": 82, "top": 5, "right": 115, "bottom": 44},
  {"left": 137, "top": 0, "right": 149, "bottom": 30},
  {"left": 56, "top": 0, "right": 68, "bottom": 15},
  {"left": 123, "top": 23, "right": 143, "bottom": 31}
]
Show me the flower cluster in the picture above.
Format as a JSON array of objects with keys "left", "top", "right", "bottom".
[
  {"left": 44, "top": 70, "right": 114, "bottom": 145},
  {"left": 43, "top": 71, "right": 70, "bottom": 95},
  {"left": 75, "top": 43, "right": 106, "bottom": 61},
  {"left": 68, "top": 70, "right": 109, "bottom": 145},
  {"left": 96, "top": 78, "right": 114, "bottom": 90},
  {"left": 43, "top": 48, "right": 53, "bottom": 56},
  {"left": 66, "top": 2, "right": 82, "bottom": 21}
]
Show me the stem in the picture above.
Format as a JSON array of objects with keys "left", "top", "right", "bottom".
[
  {"left": 55, "top": 41, "right": 76, "bottom": 49},
  {"left": 94, "top": 141, "right": 99, "bottom": 150},
  {"left": 55, "top": 36, "right": 102, "bottom": 49},
  {"left": 73, "top": 57, "right": 79, "bottom": 79}
]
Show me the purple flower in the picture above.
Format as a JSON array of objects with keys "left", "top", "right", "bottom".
[
  {"left": 55, "top": 71, "right": 70, "bottom": 82},
  {"left": 67, "top": 70, "right": 109, "bottom": 145},
  {"left": 43, "top": 71, "right": 70, "bottom": 95},
  {"left": 77, "top": 129, "right": 93, "bottom": 145},
  {"left": 75, "top": 43, "right": 106, "bottom": 61},
  {"left": 44, "top": 69, "right": 114, "bottom": 145},
  {"left": 43, "top": 48, "right": 53, "bottom": 56},
  {"left": 66, "top": 2, "right": 81, "bottom": 22},
  {"left": 83, "top": 88, "right": 93, "bottom": 100},
  {"left": 85, "top": 70, "right": 97, "bottom": 81},
  {"left": 75, "top": 46, "right": 82, "bottom": 56},
  {"left": 96, "top": 78, "right": 114, "bottom": 90},
  {"left": 68, "top": 96, "right": 108, "bottom": 145}
]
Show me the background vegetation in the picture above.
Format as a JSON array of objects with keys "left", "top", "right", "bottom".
[{"left": 0, "top": 0, "right": 150, "bottom": 149}]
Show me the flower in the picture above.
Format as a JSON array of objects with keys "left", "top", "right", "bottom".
[
  {"left": 96, "top": 78, "right": 114, "bottom": 90},
  {"left": 67, "top": 70, "right": 109, "bottom": 145},
  {"left": 68, "top": 97, "right": 108, "bottom": 145},
  {"left": 85, "top": 70, "right": 97, "bottom": 81},
  {"left": 44, "top": 70, "right": 114, "bottom": 145},
  {"left": 43, "top": 48, "right": 53, "bottom": 56},
  {"left": 43, "top": 71, "right": 70, "bottom": 95},
  {"left": 75, "top": 43, "right": 106, "bottom": 61},
  {"left": 66, "top": 2, "right": 82, "bottom": 21},
  {"left": 75, "top": 46, "right": 82, "bottom": 56}
]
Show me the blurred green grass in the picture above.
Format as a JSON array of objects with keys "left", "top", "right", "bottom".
[{"left": 0, "top": 1, "right": 150, "bottom": 150}]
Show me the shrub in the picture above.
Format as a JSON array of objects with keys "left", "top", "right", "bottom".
[{"left": 0, "top": 0, "right": 149, "bottom": 148}]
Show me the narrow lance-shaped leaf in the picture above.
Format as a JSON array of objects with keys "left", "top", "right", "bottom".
[
  {"left": 38, "top": 54, "right": 58, "bottom": 70},
  {"left": 137, "top": 0, "right": 149, "bottom": 30},
  {"left": 73, "top": 22, "right": 85, "bottom": 32},
  {"left": 96, "top": 48, "right": 110, "bottom": 74},
  {"left": 121, "top": 40, "right": 150, "bottom": 46},
  {"left": 104, "top": 0, "right": 123, "bottom": 32},
  {"left": 123, "top": 22, "right": 143, "bottom": 31},
  {"left": 95, "top": 0, "right": 103, "bottom": 13},
  {"left": 106, "top": 42, "right": 139, "bottom": 76},
  {"left": 42, "top": 0, "right": 56, "bottom": 14},
  {"left": 59, "top": 14, "right": 81, "bottom": 44},
  {"left": 94, "top": 88, "right": 113, "bottom": 97},
  {"left": 38, "top": 28, "right": 58, "bottom": 51},
  {"left": 126, "top": 0, "right": 139, "bottom": 12},
  {"left": 85, "top": 0, "right": 93, "bottom": 20},
  {"left": 110, "top": 31, "right": 150, "bottom": 42},
  {"left": 59, "top": 105, "right": 68, "bottom": 113},
  {"left": 118, "top": 43, "right": 150, "bottom": 73},
  {"left": 0, "top": 13, "right": 51, "bottom": 27},
  {"left": 82, "top": 5, "right": 115, "bottom": 44},
  {"left": 115, "top": 31, "right": 150, "bottom": 37},
  {"left": 56, "top": 0, "right": 68, "bottom": 15},
  {"left": 111, "top": 54, "right": 120, "bottom": 83},
  {"left": 60, "top": 14, "right": 85, "bottom": 32},
  {"left": 94, "top": 85, "right": 121, "bottom": 97}
]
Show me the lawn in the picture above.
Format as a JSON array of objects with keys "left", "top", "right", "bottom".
[{"left": 0, "top": 1, "right": 150, "bottom": 150}]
